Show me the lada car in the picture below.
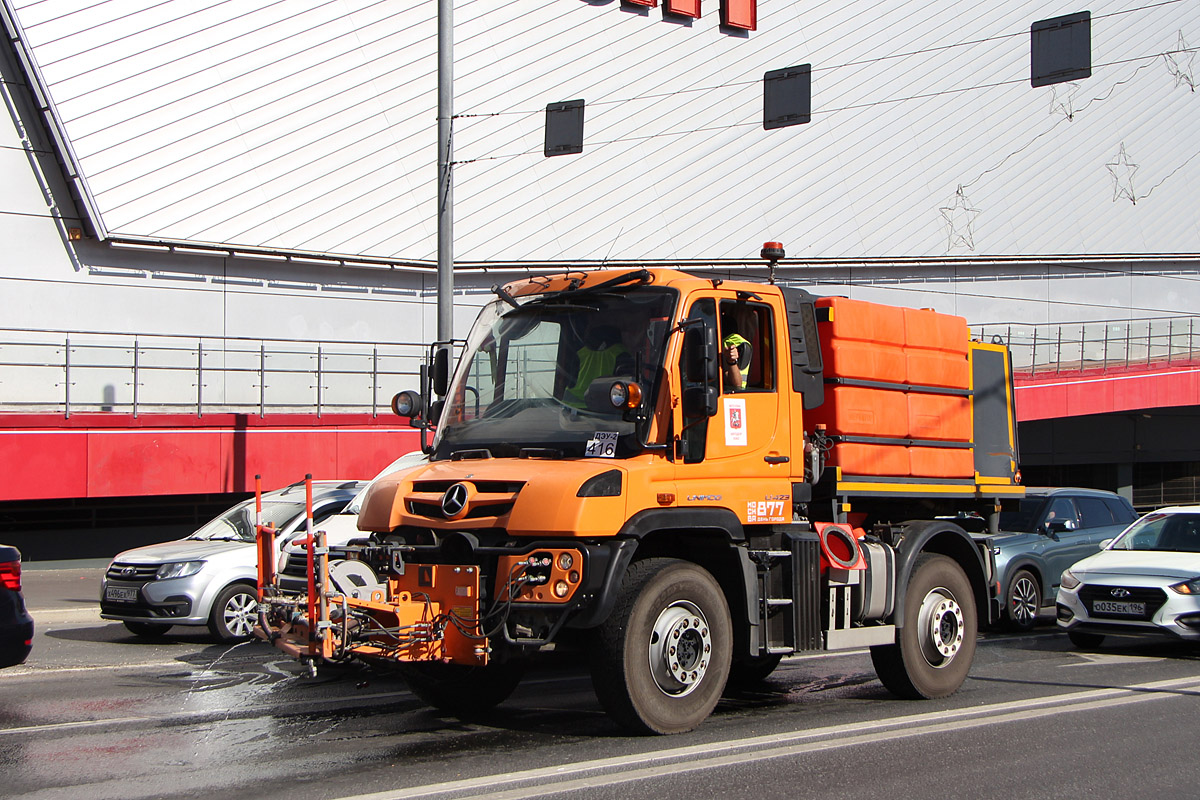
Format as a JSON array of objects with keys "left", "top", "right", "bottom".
[
  {"left": 100, "top": 480, "right": 364, "bottom": 641},
  {"left": 1057, "top": 505, "right": 1200, "bottom": 647},
  {"left": 991, "top": 488, "right": 1137, "bottom": 631}
]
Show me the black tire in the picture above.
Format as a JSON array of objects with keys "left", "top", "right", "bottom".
[
  {"left": 1067, "top": 630, "right": 1105, "bottom": 649},
  {"left": 727, "top": 653, "right": 784, "bottom": 686},
  {"left": 398, "top": 661, "right": 526, "bottom": 715},
  {"left": 588, "top": 558, "right": 733, "bottom": 734},
  {"left": 207, "top": 584, "right": 258, "bottom": 641},
  {"left": 870, "top": 554, "right": 977, "bottom": 699},
  {"left": 1004, "top": 569, "right": 1041, "bottom": 632},
  {"left": 123, "top": 620, "right": 171, "bottom": 638}
]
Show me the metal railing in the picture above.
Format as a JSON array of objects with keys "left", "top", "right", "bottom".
[
  {"left": 0, "top": 328, "right": 428, "bottom": 418},
  {"left": 973, "top": 315, "right": 1200, "bottom": 377}
]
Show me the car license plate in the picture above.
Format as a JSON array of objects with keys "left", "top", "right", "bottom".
[
  {"left": 1092, "top": 600, "right": 1145, "bottom": 615},
  {"left": 105, "top": 586, "right": 138, "bottom": 602}
]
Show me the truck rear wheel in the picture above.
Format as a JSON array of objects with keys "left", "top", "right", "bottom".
[
  {"left": 589, "top": 558, "right": 732, "bottom": 734},
  {"left": 870, "top": 553, "right": 977, "bottom": 699},
  {"left": 398, "top": 661, "right": 526, "bottom": 715}
]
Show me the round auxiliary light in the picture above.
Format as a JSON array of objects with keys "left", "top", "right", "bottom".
[
  {"left": 557, "top": 552, "right": 574, "bottom": 570},
  {"left": 553, "top": 580, "right": 570, "bottom": 599},
  {"left": 609, "top": 382, "right": 628, "bottom": 408}
]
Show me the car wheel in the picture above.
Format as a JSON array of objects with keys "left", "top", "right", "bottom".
[
  {"left": 1067, "top": 630, "right": 1105, "bottom": 649},
  {"left": 1004, "top": 569, "right": 1041, "bottom": 632},
  {"left": 208, "top": 584, "right": 258, "bottom": 641},
  {"left": 123, "top": 620, "right": 172, "bottom": 638},
  {"left": 588, "top": 558, "right": 733, "bottom": 734},
  {"left": 870, "top": 553, "right": 977, "bottom": 699}
]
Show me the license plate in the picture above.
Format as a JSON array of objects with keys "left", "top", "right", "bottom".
[
  {"left": 1092, "top": 600, "right": 1145, "bottom": 615},
  {"left": 105, "top": 586, "right": 138, "bottom": 602}
]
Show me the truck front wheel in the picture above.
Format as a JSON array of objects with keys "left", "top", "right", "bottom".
[
  {"left": 589, "top": 558, "right": 732, "bottom": 734},
  {"left": 870, "top": 553, "right": 977, "bottom": 699}
]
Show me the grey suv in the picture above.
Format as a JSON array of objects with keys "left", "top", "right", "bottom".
[
  {"left": 100, "top": 480, "right": 363, "bottom": 641},
  {"left": 992, "top": 487, "right": 1138, "bottom": 631}
]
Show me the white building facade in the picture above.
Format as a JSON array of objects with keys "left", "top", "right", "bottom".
[{"left": 2, "top": 0, "right": 1200, "bottom": 527}]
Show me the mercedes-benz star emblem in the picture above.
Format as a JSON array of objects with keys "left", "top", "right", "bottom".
[
  {"left": 1110, "top": 587, "right": 1131, "bottom": 598},
  {"left": 441, "top": 482, "right": 470, "bottom": 519}
]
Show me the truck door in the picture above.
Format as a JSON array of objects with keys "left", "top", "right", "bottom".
[{"left": 675, "top": 295, "right": 792, "bottom": 525}]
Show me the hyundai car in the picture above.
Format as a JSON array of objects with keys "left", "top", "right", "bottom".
[{"left": 1057, "top": 505, "right": 1200, "bottom": 647}]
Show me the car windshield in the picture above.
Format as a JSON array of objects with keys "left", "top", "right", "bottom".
[
  {"left": 434, "top": 285, "right": 677, "bottom": 459},
  {"left": 1110, "top": 512, "right": 1200, "bottom": 552},
  {"left": 998, "top": 498, "right": 1046, "bottom": 533},
  {"left": 188, "top": 500, "right": 302, "bottom": 543}
]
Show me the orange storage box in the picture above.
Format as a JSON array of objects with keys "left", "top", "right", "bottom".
[
  {"left": 907, "top": 393, "right": 971, "bottom": 442},
  {"left": 808, "top": 386, "right": 908, "bottom": 438},
  {"left": 827, "top": 442, "right": 910, "bottom": 477},
  {"left": 903, "top": 307, "right": 970, "bottom": 389},
  {"left": 908, "top": 447, "right": 974, "bottom": 478}
]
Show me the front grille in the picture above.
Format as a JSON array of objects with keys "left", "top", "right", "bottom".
[
  {"left": 411, "top": 480, "right": 525, "bottom": 494},
  {"left": 407, "top": 500, "right": 516, "bottom": 520},
  {"left": 1079, "top": 584, "right": 1167, "bottom": 620},
  {"left": 106, "top": 563, "right": 159, "bottom": 582}
]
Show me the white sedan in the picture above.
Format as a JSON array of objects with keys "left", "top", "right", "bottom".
[{"left": 1057, "top": 505, "right": 1200, "bottom": 648}]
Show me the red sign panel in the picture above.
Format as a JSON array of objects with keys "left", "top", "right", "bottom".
[
  {"left": 666, "top": 0, "right": 701, "bottom": 17},
  {"left": 722, "top": 0, "right": 756, "bottom": 30}
]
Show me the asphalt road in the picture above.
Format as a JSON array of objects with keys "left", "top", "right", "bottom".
[{"left": 4, "top": 565, "right": 1200, "bottom": 799}]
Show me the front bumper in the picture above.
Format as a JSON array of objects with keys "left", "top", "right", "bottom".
[
  {"left": 100, "top": 574, "right": 208, "bottom": 625},
  {"left": 1056, "top": 582, "right": 1200, "bottom": 641}
]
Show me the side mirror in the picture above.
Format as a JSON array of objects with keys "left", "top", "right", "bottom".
[
  {"left": 431, "top": 345, "right": 451, "bottom": 397},
  {"left": 1043, "top": 519, "right": 1076, "bottom": 534},
  {"left": 683, "top": 324, "right": 717, "bottom": 384},
  {"left": 1099, "top": 538, "right": 1114, "bottom": 550},
  {"left": 682, "top": 385, "right": 718, "bottom": 419}
]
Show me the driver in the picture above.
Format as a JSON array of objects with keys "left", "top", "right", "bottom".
[{"left": 565, "top": 325, "right": 633, "bottom": 408}]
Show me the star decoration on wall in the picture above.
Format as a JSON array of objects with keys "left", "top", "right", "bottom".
[
  {"left": 1106, "top": 143, "right": 1139, "bottom": 204},
  {"left": 1050, "top": 82, "right": 1083, "bottom": 119},
  {"left": 940, "top": 185, "right": 980, "bottom": 251},
  {"left": 1165, "top": 31, "right": 1196, "bottom": 92}
]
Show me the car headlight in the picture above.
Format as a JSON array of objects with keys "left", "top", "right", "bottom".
[
  {"left": 156, "top": 561, "right": 205, "bottom": 580},
  {"left": 1169, "top": 577, "right": 1200, "bottom": 595},
  {"left": 1060, "top": 569, "right": 1081, "bottom": 590}
]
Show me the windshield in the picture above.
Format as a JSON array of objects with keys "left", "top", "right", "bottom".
[
  {"left": 1110, "top": 512, "right": 1200, "bottom": 552},
  {"left": 189, "top": 500, "right": 302, "bottom": 543},
  {"left": 435, "top": 286, "right": 678, "bottom": 459}
]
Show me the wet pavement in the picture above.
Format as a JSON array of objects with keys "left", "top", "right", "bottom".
[{"left": 4, "top": 565, "right": 1200, "bottom": 799}]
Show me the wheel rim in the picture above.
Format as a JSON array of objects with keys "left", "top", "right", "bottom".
[
  {"left": 223, "top": 592, "right": 257, "bottom": 637},
  {"left": 1010, "top": 575, "right": 1039, "bottom": 625},
  {"left": 647, "top": 600, "right": 711, "bottom": 697},
  {"left": 916, "top": 586, "right": 965, "bottom": 668}
]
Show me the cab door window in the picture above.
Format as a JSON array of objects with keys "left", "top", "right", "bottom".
[{"left": 718, "top": 300, "right": 774, "bottom": 394}]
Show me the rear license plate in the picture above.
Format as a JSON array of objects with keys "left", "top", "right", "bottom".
[
  {"left": 105, "top": 586, "right": 138, "bottom": 602},
  {"left": 1092, "top": 600, "right": 1145, "bottom": 615}
]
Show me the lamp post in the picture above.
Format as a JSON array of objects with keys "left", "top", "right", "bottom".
[{"left": 436, "top": 0, "right": 453, "bottom": 346}]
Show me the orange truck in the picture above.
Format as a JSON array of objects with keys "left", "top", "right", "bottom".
[{"left": 256, "top": 259, "right": 1023, "bottom": 734}]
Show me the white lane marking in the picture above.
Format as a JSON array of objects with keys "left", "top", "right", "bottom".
[{"left": 329, "top": 675, "right": 1200, "bottom": 800}]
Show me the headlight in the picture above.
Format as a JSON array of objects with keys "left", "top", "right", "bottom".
[
  {"left": 1060, "top": 569, "right": 1081, "bottom": 590},
  {"left": 156, "top": 561, "right": 204, "bottom": 580},
  {"left": 1169, "top": 577, "right": 1200, "bottom": 595}
]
